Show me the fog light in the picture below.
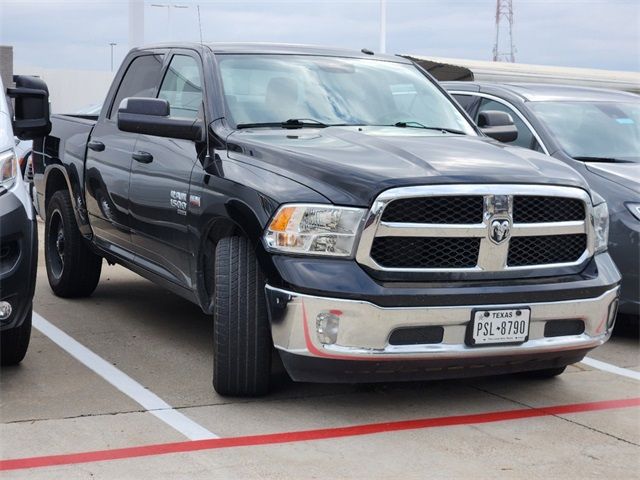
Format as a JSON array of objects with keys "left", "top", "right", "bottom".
[
  {"left": 0, "top": 301, "right": 12, "bottom": 320},
  {"left": 607, "top": 299, "right": 619, "bottom": 330},
  {"left": 316, "top": 311, "right": 341, "bottom": 345}
]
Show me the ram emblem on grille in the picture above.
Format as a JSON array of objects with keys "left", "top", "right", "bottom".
[{"left": 490, "top": 219, "right": 511, "bottom": 244}]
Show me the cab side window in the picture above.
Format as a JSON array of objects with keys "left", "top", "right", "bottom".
[
  {"left": 109, "top": 54, "right": 165, "bottom": 119},
  {"left": 451, "top": 93, "right": 480, "bottom": 119},
  {"left": 158, "top": 55, "right": 203, "bottom": 119},
  {"left": 477, "top": 98, "right": 540, "bottom": 151}
]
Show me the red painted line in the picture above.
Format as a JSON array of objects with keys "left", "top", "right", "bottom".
[{"left": 1, "top": 397, "right": 638, "bottom": 472}]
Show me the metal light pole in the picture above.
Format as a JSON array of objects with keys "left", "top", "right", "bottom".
[
  {"left": 150, "top": 3, "right": 189, "bottom": 41},
  {"left": 129, "top": 0, "right": 144, "bottom": 49},
  {"left": 379, "top": 0, "right": 387, "bottom": 54},
  {"left": 109, "top": 42, "right": 117, "bottom": 71}
]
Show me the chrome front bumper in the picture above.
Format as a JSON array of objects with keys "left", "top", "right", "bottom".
[{"left": 266, "top": 285, "right": 619, "bottom": 361}]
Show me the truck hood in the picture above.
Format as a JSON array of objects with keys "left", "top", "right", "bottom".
[
  {"left": 585, "top": 162, "right": 640, "bottom": 195},
  {"left": 227, "top": 126, "right": 590, "bottom": 205}
]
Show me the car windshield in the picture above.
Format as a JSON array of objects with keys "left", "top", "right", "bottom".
[
  {"left": 218, "top": 54, "right": 476, "bottom": 134},
  {"left": 528, "top": 100, "right": 640, "bottom": 162}
]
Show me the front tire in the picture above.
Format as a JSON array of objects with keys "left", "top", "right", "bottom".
[
  {"left": 1, "top": 309, "right": 32, "bottom": 366},
  {"left": 213, "top": 236, "right": 272, "bottom": 396},
  {"left": 45, "top": 190, "right": 102, "bottom": 298}
]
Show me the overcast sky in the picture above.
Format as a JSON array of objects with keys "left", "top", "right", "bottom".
[{"left": 1, "top": 0, "right": 638, "bottom": 72}]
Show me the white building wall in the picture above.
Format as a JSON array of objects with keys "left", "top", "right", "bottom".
[{"left": 14, "top": 66, "right": 114, "bottom": 114}]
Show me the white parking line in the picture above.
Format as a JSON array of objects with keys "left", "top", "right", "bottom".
[
  {"left": 581, "top": 356, "right": 640, "bottom": 381},
  {"left": 33, "top": 312, "right": 218, "bottom": 441}
]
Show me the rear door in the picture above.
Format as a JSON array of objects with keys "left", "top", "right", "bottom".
[
  {"left": 127, "top": 51, "right": 204, "bottom": 287},
  {"left": 85, "top": 53, "right": 166, "bottom": 251}
]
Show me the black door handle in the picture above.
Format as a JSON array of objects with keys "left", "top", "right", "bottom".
[
  {"left": 132, "top": 151, "right": 153, "bottom": 164},
  {"left": 88, "top": 140, "right": 105, "bottom": 152}
]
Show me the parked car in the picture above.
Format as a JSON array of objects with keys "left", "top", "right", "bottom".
[
  {"left": 0, "top": 75, "right": 50, "bottom": 365},
  {"left": 30, "top": 44, "right": 620, "bottom": 396},
  {"left": 443, "top": 82, "right": 639, "bottom": 320}
]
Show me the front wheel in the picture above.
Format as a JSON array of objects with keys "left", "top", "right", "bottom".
[
  {"left": 212, "top": 236, "right": 272, "bottom": 396},
  {"left": 45, "top": 190, "right": 102, "bottom": 298}
]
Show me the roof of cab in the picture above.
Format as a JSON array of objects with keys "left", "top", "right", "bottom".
[
  {"left": 133, "top": 42, "right": 410, "bottom": 63},
  {"left": 443, "top": 81, "right": 639, "bottom": 103}
]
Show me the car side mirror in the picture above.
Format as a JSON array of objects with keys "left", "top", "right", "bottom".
[
  {"left": 6, "top": 75, "right": 51, "bottom": 140},
  {"left": 478, "top": 110, "right": 518, "bottom": 143},
  {"left": 117, "top": 97, "right": 203, "bottom": 142}
]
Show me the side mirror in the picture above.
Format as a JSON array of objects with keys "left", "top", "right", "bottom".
[
  {"left": 117, "top": 97, "right": 203, "bottom": 141},
  {"left": 478, "top": 110, "right": 518, "bottom": 143},
  {"left": 7, "top": 75, "right": 51, "bottom": 140}
]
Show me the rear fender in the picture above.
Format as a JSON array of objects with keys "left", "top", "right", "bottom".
[{"left": 43, "top": 164, "right": 92, "bottom": 236}]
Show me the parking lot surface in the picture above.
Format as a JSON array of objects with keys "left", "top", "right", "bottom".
[{"left": 1, "top": 223, "right": 638, "bottom": 479}]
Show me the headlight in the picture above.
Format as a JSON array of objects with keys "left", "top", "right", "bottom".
[
  {"left": 0, "top": 149, "right": 17, "bottom": 191},
  {"left": 592, "top": 201, "right": 609, "bottom": 253},
  {"left": 626, "top": 203, "right": 640, "bottom": 222},
  {"left": 264, "top": 204, "right": 366, "bottom": 256}
]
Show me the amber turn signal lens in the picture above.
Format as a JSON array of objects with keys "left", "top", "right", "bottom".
[{"left": 269, "top": 206, "right": 296, "bottom": 232}]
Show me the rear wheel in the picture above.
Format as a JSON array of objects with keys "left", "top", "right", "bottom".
[
  {"left": 45, "top": 190, "right": 102, "bottom": 297},
  {"left": 212, "top": 236, "right": 272, "bottom": 396},
  {"left": 1, "top": 309, "right": 32, "bottom": 366}
]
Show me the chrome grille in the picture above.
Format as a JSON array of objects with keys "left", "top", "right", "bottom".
[
  {"left": 356, "top": 185, "right": 594, "bottom": 276},
  {"left": 508, "top": 234, "right": 587, "bottom": 266},
  {"left": 371, "top": 237, "right": 480, "bottom": 268},
  {"left": 513, "top": 196, "right": 585, "bottom": 223},
  {"left": 381, "top": 196, "right": 484, "bottom": 224}
]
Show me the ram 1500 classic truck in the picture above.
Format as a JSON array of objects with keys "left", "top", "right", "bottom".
[{"left": 31, "top": 44, "right": 621, "bottom": 396}]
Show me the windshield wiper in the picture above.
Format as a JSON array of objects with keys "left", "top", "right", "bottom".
[
  {"left": 237, "top": 118, "right": 329, "bottom": 129},
  {"left": 392, "top": 121, "right": 466, "bottom": 135},
  {"left": 572, "top": 156, "right": 623, "bottom": 163}
]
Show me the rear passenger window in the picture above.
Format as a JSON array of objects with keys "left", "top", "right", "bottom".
[
  {"left": 158, "top": 55, "right": 203, "bottom": 119},
  {"left": 477, "top": 98, "right": 540, "bottom": 151},
  {"left": 109, "top": 54, "right": 164, "bottom": 119}
]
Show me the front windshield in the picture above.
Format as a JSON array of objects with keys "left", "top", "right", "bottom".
[
  {"left": 218, "top": 54, "right": 476, "bottom": 134},
  {"left": 529, "top": 100, "right": 640, "bottom": 161}
]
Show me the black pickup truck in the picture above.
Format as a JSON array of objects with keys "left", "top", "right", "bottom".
[{"left": 31, "top": 43, "right": 621, "bottom": 396}]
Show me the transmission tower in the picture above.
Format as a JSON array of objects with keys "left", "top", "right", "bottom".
[{"left": 492, "top": 0, "right": 516, "bottom": 62}]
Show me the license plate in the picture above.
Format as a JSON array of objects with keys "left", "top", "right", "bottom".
[{"left": 467, "top": 308, "right": 530, "bottom": 346}]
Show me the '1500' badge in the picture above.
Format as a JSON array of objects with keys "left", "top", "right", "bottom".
[{"left": 170, "top": 190, "right": 188, "bottom": 216}]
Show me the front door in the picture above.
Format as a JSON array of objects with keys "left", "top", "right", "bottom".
[
  {"left": 128, "top": 53, "right": 204, "bottom": 287},
  {"left": 85, "top": 53, "right": 166, "bottom": 252}
]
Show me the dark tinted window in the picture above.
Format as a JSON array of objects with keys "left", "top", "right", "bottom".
[
  {"left": 452, "top": 93, "right": 480, "bottom": 117},
  {"left": 477, "top": 98, "right": 540, "bottom": 150},
  {"left": 158, "top": 55, "right": 203, "bottom": 119},
  {"left": 109, "top": 54, "right": 164, "bottom": 118}
]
